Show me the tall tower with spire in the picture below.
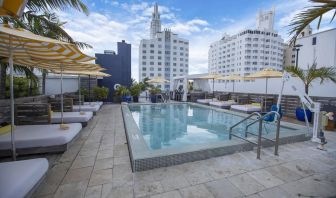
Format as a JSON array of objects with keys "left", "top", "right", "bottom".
[{"left": 150, "top": 3, "right": 161, "bottom": 39}]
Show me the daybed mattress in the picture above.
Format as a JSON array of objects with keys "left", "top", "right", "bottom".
[
  {"left": 0, "top": 123, "right": 82, "bottom": 150},
  {"left": 84, "top": 101, "right": 103, "bottom": 106},
  {"left": 209, "top": 101, "right": 237, "bottom": 108},
  {"left": 231, "top": 105, "right": 261, "bottom": 112},
  {"left": 73, "top": 104, "right": 100, "bottom": 112},
  {"left": 196, "top": 99, "right": 216, "bottom": 104},
  {"left": 51, "top": 112, "right": 93, "bottom": 124},
  {"left": 0, "top": 158, "right": 48, "bottom": 198}
]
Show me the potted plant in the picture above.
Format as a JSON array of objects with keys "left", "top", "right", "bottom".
[
  {"left": 115, "top": 86, "right": 131, "bottom": 103},
  {"left": 93, "top": 86, "right": 109, "bottom": 101},
  {"left": 129, "top": 83, "right": 141, "bottom": 102},
  {"left": 149, "top": 87, "right": 161, "bottom": 103},
  {"left": 285, "top": 64, "right": 336, "bottom": 122}
]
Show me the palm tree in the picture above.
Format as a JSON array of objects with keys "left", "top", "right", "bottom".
[
  {"left": 285, "top": 63, "right": 336, "bottom": 94},
  {"left": 289, "top": 0, "right": 336, "bottom": 43},
  {"left": 0, "top": 0, "right": 91, "bottom": 98}
]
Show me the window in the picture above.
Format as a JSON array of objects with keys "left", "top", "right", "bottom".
[
  {"left": 150, "top": 67, "right": 154, "bottom": 71},
  {"left": 158, "top": 62, "right": 162, "bottom": 65},
  {"left": 150, "top": 62, "right": 154, "bottom": 65},
  {"left": 158, "top": 38, "right": 162, "bottom": 41},
  {"left": 142, "top": 61, "right": 146, "bottom": 65},
  {"left": 142, "top": 56, "right": 146, "bottom": 59},
  {"left": 142, "top": 67, "right": 146, "bottom": 71},
  {"left": 142, "top": 73, "right": 146, "bottom": 77},
  {"left": 150, "top": 50, "right": 154, "bottom": 53},
  {"left": 142, "top": 44, "right": 146, "bottom": 47},
  {"left": 150, "top": 56, "right": 154, "bottom": 59},
  {"left": 142, "top": 50, "right": 146, "bottom": 53},
  {"left": 312, "top": 37, "right": 317, "bottom": 45},
  {"left": 158, "top": 68, "right": 162, "bottom": 71},
  {"left": 158, "top": 51, "right": 162, "bottom": 54},
  {"left": 150, "top": 44, "right": 154, "bottom": 48}
]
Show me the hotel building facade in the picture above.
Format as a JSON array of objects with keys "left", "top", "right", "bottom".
[
  {"left": 138, "top": 3, "right": 189, "bottom": 90},
  {"left": 208, "top": 9, "right": 284, "bottom": 77}
]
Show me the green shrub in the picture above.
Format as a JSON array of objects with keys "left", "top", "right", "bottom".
[
  {"left": 5, "top": 76, "right": 39, "bottom": 98},
  {"left": 129, "top": 83, "right": 142, "bottom": 96},
  {"left": 93, "top": 86, "right": 109, "bottom": 100},
  {"left": 114, "top": 86, "right": 130, "bottom": 96},
  {"left": 149, "top": 87, "right": 161, "bottom": 95}
]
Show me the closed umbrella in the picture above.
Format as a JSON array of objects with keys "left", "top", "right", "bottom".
[
  {"left": 0, "top": 0, "right": 27, "bottom": 17},
  {"left": 217, "top": 74, "right": 244, "bottom": 93},
  {"left": 0, "top": 25, "right": 95, "bottom": 160},
  {"left": 198, "top": 73, "right": 223, "bottom": 98},
  {"left": 245, "top": 68, "right": 283, "bottom": 110}
]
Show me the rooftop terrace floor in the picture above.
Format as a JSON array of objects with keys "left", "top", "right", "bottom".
[{"left": 14, "top": 104, "right": 336, "bottom": 197}]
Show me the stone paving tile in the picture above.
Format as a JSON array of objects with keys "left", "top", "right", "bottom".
[
  {"left": 151, "top": 190, "right": 182, "bottom": 198},
  {"left": 96, "top": 149, "right": 114, "bottom": 160},
  {"left": 160, "top": 175, "right": 190, "bottom": 192},
  {"left": 93, "top": 157, "right": 114, "bottom": 170},
  {"left": 265, "top": 165, "right": 302, "bottom": 182},
  {"left": 85, "top": 185, "right": 102, "bottom": 198},
  {"left": 184, "top": 170, "right": 214, "bottom": 185},
  {"left": 258, "top": 187, "right": 295, "bottom": 198},
  {"left": 113, "top": 144, "right": 129, "bottom": 157},
  {"left": 89, "top": 168, "right": 113, "bottom": 186},
  {"left": 247, "top": 169, "right": 284, "bottom": 188},
  {"left": 71, "top": 156, "right": 96, "bottom": 169},
  {"left": 179, "top": 184, "right": 215, "bottom": 198},
  {"left": 134, "top": 181, "right": 164, "bottom": 198},
  {"left": 228, "top": 174, "right": 265, "bottom": 196},
  {"left": 113, "top": 156, "right": 131, "bottom": 165},
  {"left": 62, "top": 166, "right": 92, "bottom": 184},
  {"left": 54, "top": 181, "right": 88, "bottom": 198},
  {"left": 101, "top": 183, "right": 134, "bottom": 198},
  {"left": 205, "top": 178, "right": 243, "bottom": 198}
]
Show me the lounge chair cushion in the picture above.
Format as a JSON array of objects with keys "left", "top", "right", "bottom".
[
  {"left": 51, "top": 112, "right": 93, "bottom": 124},
  {"left": 209, "top": 101, "right": 237, "bottom": 108},
  {"left": 197, "top": 98, "right": 217, "bottom": 104},
  {"left": 231, "top": 104, "right": 261, "bottom": 113},
  {"left": 73, "top": 104, "right": 100, "bottom": 112},
  {"left": 0, "top": 158, "right": 48, "bottom": 198},
  {"left": 84, "top": 101, "right": 103, "bottom": 106},
  {"left": 0, "top": 123, "right": 82, "bottom": 150}
]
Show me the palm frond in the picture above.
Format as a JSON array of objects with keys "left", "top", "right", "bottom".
[
  {"left": 288, "top": 0, "right": 336, "bottom": 44},
  {"left": 26, "top": 0, "right": 89, "bottom": 15},
  {"left": 13, "top": 65, "right": 38, "bottom": 84}
]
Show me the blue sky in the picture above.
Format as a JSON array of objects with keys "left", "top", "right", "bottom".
[{"left": 57, "top": 0, "right": 336, "bottom": 80}]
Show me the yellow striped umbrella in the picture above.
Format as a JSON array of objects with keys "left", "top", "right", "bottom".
[
  {"left": 0, "top": 0, "right": 27, "bottom": 18},
  {"left": 0, "top": 25, "right": 96, "bottom": 161},
  {"left": 0, "top": 25, "right": 95, "bottom": 62},
  {"left": 147, "top": 76, "right": 169, "bottom": 83}
]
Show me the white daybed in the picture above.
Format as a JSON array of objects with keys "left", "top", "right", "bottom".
[
  {"left": 209, "top": 101, "right": 237, "bottom": 109},
  {"left": 230, "top": 104, "right": 261, "bottom": 114},
  {"left": 73, "top": 104, "right": 100, "bottom": 113},
  {"left": 0, "top": 158, "right": 48, "bottom": 198},
  {"left": 196, "top": 98, "right": 217, "bottom": 105},
  {"left": 0, "top": 123, "right": 82, "bottom": 156},
  {"left": 51, "top": 112, "right": 93, "bottom": 126},
  {"left": 84, "top": 101, "right": 103, "bottom": 107}
]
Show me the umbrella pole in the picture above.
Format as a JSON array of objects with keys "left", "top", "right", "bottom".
[
  {"left": 9, "top": 48, "right": 16, "bottom": 161},
  {"left": 89, "top": 75, "right": 91, "bottom": 105},
  {"left": 78, "top": 75, "right": 81, "bottom": 112},
  {"left": 60, "top": 65, "right": 64, "bottom": 124},
  {"left": 233, "top": 81, "right": 235, "bottom": 93},
  {"left": 265, "top": 78, "right": 268, "bottom": 111},
  {"left": 213, "top": 78, "right": 215, "bottom": 100}
]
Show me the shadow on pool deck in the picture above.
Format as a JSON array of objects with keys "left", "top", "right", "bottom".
[{"left": 6, "top": 104, "right": 334, "bottom": 198}]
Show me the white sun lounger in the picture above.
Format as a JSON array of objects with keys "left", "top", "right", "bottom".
[
  {"left": 196, "top": 98, "right": 217, "bottom": 105},
  {"left": 209, "top": 101, "right": 237, "bottom": 109},
  {"left": 73, "top": 104, "right": 100, "bottom": 113},
  {"left": 0, "top": 158, "right": 48, "bottom": 198},
  {"left": 84, "top": 101, "right": 103, "bottom": 107},
  {"left": 0, "top": 123, "right": 82, "bottom": 156},
  {"left": 230, "top": 104, "right": 261, "bottom": 114},
  {"left": 51, "top": 112, "right": 93, "bottom": 126}
]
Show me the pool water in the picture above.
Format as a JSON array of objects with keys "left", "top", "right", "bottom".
[{"left": 129, "top": 103, "right": 294, "bottom": 150}]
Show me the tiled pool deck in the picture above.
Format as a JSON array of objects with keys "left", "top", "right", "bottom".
[{"left": 22, "top": 104, "right": 336, "bottom": 197}]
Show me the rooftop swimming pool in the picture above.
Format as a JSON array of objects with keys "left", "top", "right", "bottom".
[{"left": 122, "top": 102, "right": 310, "bottom": 171}]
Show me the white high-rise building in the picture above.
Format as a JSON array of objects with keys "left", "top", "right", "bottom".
[
  {"left": 284, "top": 26, "right": 336, "bottom": 69},
  {"left": 139, "top": 3, "right": 189, "bottom": 90},
  {"left": 208, "top": 9, "right": 284, "bottom": 77}
]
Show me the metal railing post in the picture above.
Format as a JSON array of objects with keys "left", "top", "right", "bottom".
[{"left": 257, "top": 118, "right": 263, "bottom": 159}]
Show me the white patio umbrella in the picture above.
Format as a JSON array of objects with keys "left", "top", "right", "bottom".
[
  {"left": 245, "top": 68, "right": 283, "bottom": 109},
  {"left": 0, "top": 25, "right": 96, "bottom": 160},
  {"left": 217, "top": 74, "right": 244, "bottom": 93}
]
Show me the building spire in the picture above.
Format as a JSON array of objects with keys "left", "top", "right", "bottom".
[{"left": 150, "top": 2, "right": 161, "bottom": 39}]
